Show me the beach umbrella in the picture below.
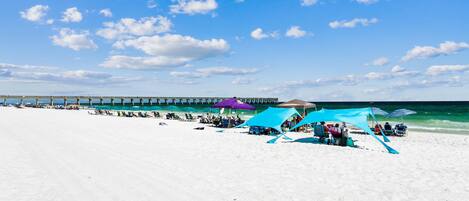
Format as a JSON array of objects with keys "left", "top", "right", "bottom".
[
  {"left": 371, "top": 107, "right": 389, "bottom": 116},
  {"left": 211, "top": 97, "right": 256, "bottom": 111},
  {"left": 277, "top": 99, "right": 316, "bottom": 116},
  {"left": 387, "top": 109, "right": 417, "bottom": 118},
  {"left": 387, "top": 109, "right": 417, "bottom": 123}
]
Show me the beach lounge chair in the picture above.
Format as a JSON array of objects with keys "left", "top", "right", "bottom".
[
  {"left": 221, "top": 119, "right": 229, "bottom": 128},
  {"left": 249, "top": 126, "right": 267, "bottom": 135},
  {"left": 384, "top": 123, "right": 394, "bottom": 135},
  {"left": 313, "top": 124, "right": 329, "bottom": 143},
  {"left": 394, "top": 123, "right": 408, "bottom": 136}
]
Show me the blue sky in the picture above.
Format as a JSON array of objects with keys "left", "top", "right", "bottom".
[{"left": 0, "top": 0, "right": 468, "bottom": 101}]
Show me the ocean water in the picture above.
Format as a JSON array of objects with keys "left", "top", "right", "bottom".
[{"left": 95, "top": 101, "right": 469, "bottom": 135}]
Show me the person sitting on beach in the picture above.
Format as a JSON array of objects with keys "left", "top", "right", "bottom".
[
  {"left": 384, "top": 122, "right": 392, "bottom": 130},
  {"left": 383, "top": 122, "right": 395, "bottom": 136},
  {"left": 329, "top": 123, "right": 342, "bottom": 145},
  {"left": 374, "top": 124, "right": 383, "bottom": 135},
  {"left": 339, "top": 122, "right": 349, "bottom": 146},
  {"left": 314, "top": 121, "right": 329, "bottom": 143}
]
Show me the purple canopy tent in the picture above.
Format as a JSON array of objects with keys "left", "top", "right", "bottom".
[{"left": 212, "top": 97, "right": 256, "bottom": 110}]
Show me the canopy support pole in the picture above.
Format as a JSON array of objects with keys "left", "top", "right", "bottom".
[
  {"left": 267, "top": 132, "right": 292, "bottom": 144},
  {"left": 370, "top": 111, "right": 391, "bottom": 143}
]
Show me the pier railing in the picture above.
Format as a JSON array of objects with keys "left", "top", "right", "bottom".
[{"left": 0, "top": 95, "right": 278, "bottom": 106}]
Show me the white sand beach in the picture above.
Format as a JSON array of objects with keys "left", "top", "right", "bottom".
[{"left": 1, "top": 107, "right": 469, "bottom": 201}]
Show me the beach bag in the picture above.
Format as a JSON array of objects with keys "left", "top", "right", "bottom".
[{"left": 346, "top": 137, "right": 355, "bottom": 147}]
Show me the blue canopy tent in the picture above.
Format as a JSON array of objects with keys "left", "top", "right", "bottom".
[
  {"left": 290, "top": 107, "right": 399, "bottom": 154},
  {"left": 237, "top": 107, "right": 301, "bottom": 142}
]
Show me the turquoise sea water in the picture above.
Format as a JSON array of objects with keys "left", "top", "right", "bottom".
[{"left": 94, "top": 101, "right": 469, "bottom": 135}]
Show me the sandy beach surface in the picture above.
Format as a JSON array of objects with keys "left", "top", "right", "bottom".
[{"left": 1, "top": 107, "right": 469, "bottom": 201}]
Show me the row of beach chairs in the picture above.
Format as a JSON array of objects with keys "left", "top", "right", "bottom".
[{"left": 89, "top": 110, "right": 199, "bottom": 122}]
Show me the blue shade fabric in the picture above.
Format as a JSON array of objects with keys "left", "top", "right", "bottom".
[
  {"left": 291, "top": 108, "right": 399, "bottom": 154},
  {"left": 238, "top": 107, "right": 300, "bottom": 132}
]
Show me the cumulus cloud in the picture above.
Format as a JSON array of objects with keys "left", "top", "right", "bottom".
[
  {"left": 20, "top": 5, "right": 49, "bottom": 23},
  {"left": 102, "top": 34, "right": 229, "bottom": 70},
  {"left": 301, "top": 0, "right": 318, "bottom": 7},
  {"left": 96, "top": 16, "right": 172, "bottom": 40},
  {"left": 365, "top": 65, "right": 419, "bottom": 80},
  {"left": 355, "top": 0, "right": 378, "bottom": 5},
  {"left": 426, "top": 64, "right": 469, "bottom": 76},
  {"left": 99, "top": 9, "right": 112, "bottom": 17},
  {"left": 329, "top": 18, "right": 378, "bottom": 29},
  {"left": 114, "top": 34, "right": 229, "bottom": 58},
  {"left": 61, "top": 7, "right": 83, "bottom": 23},
  {"left": 170, "top": 0, "right": 218, "bottom": 15},
  {"left": 101, "top": 55, "right": 192, "bottom": 70},
  {"left": 367, "top": 57, "right": 389, "bottom": 66},
  {"left": 285, "top": 26, "right": 307, "bottom": 38},
  {"left": 50, "top": 28, "right": 97, "bottom": 51},
  {"left": 402, "top": 41, "right": 469, "bottom": 61},
  {"left": 250, "top": 28, "right": 277, "bottom": 40}
]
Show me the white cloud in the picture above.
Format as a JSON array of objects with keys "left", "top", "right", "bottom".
[
  {"left": 102, "top": 34, "right": 229, "bottom": 70},
  {"left": 365, "top": 65, "right": 419, "bottom": 80},
  {"left": 232, "top": 77, "right": 254, "bottom": 85},
  {"left": 50, "top": 28, "right": 97, "bottom": 51},
  {"left": 147, "top": 0, "right": 158, "bottom": 8},
  {"left": 101, "top": 55, "right": 192, "bottom": 70},
  {"left": 301, "top": 0, "right": 318, "bottom": 7},
  {"left": 20, "top": 5, "right": 49, "bottom": 22},
  {"left": 367, "top": 57, "right": 389, "bottom": 66},
  {"left": 426, "top": 64, "right": 469, "bottom": 76},
  {"left": 61, "top": 7, "right": 83, "bottom": 23},
  {"left": 285, "top": 26, "right": 307, "bottom": 38},
  {"left": 96, "top": 16, "right": 172, "bottom": 40},
  {"left": 99, "top": 9, "right": 113, "bottom": 17},
  {"left": 391, "top": 77, "right": 464, "bottom": 90},
  {"left": 402, "top": 41, "right": 469, "bottom": 61},
  {"left": 391, "top": 65, "right": 405, "bottom": 73},
  {"left": 250, "top": 28, "right": 277, "bottom": 40},
  {"left": 365, "top": 72, "right": 386, "bottom": 80},
  {"left": 0, "top": 63, "right": 56, "bottom": 71},
  {"left": 115, "top": 34, "right": 229, "bottom": 58},
  {"left": 355, "top": 0, "right": 378, "bottom": 5},
  {"left": 170, "top": 0, "right": 218, "bottom": 15},
  {"left": 46, "top": 19, "right": 54, "bottom": 24},
  {"left": 329, "top": 18, "right": 378, "bottom": 29}
]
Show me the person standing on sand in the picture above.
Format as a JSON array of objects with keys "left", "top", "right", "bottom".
[{"left": 339, "top": 122, "right": 348, "bottom": 146}]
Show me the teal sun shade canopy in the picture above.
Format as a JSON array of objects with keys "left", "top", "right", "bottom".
[
  {"left": 238, "top": 107, "right": 300, "bottom": 132},
  {"left": 291, "top": 107, "right": 399, "bottom": 154}
]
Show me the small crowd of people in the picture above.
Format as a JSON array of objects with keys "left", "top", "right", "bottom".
[
  {"left": 198, "top": 113, "right": 244, "bottom": 128},
  {"left": 314, "top": 122, "right": 350, "bottom": 146},
  {"left": 374, "top": 122, "right": 408, "bottom": 136}
]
